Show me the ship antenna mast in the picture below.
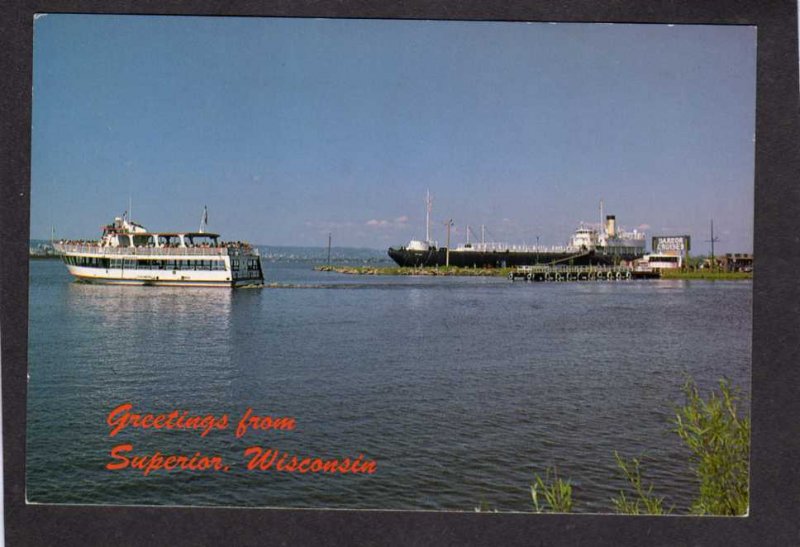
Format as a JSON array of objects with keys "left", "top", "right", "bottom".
[
  {"left": 199, "top": 205, "right": 208, "bottom": 234},
  {"left": 425, "top": 189, "right": 432, "bottom": 243},
  {"left": 599, "top": 198, "right": 604, "bottom": 237}
]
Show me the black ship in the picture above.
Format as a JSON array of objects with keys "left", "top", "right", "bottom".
[{"left": 388, "top": 194, "right": 646, "bottom": 268}]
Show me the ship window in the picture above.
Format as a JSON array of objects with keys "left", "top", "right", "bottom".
[{"left": 133, "top": 235, "right": 154, "bottom": 247}]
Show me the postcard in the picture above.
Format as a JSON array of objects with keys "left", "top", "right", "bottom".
[{"left": 23, "top": 14, "right": 756, "bottom": 516}]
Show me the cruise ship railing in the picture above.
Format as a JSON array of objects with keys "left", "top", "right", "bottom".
[{"left": 53, "top": 244, "right": 258, "bottom": 257}]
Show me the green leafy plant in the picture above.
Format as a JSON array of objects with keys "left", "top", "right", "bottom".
[
  {"left": 531, "top": 466, "right": 573, "bottom": 513},
  {"left": 611, "top": 451, "right": 669, "bottom": 515},
  {"left": 674, "top": 378, "right": 750, "bottom": 515}
]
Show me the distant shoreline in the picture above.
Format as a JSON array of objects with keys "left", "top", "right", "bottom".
[
  {"left": 315, "top": 265, "right": 512, "bottom": 277},
  {"left": 315, "top": 265, "right": 753, "bottom": 280}
]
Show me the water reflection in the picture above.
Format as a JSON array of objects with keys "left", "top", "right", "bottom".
[
  {"left": 66, "top": 282, "right": 234, "bottom": 329},
  {"left": 61, "top": 282, "right": 237, "bottom": 408}
]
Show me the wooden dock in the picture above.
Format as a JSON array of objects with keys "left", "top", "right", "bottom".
[{"left": 508, "top": 265, "right": 659, "bottom": 282}]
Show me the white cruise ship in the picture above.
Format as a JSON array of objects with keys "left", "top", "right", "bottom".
[{"left": 53, "top": 212, "right": 263, "bottom": 288}]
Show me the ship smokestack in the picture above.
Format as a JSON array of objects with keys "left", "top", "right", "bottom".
[{"left": 605, "top": 215, "right": 616, "bottom": 238}]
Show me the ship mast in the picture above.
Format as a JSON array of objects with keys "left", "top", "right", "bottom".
[
  {"left": 599, "top": 199, "right": 604, "bottom": 238},
  {"left": 425, "top": 189, "right": 432, "bottom": 243},
  {"left": 199, "top": 205, "right": 208, "bottom": 234}
]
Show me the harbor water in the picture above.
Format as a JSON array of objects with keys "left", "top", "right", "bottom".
[{"left": 26, "top": 255, "right": 751, "bottom": 513}]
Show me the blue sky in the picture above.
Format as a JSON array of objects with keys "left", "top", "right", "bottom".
[{"left": 31, "top": 15, "right": 756, "bottom": 252}]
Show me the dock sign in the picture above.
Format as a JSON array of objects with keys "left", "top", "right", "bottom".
[{"left": 652, "top": 235, "right": 691, "bottom": 254}]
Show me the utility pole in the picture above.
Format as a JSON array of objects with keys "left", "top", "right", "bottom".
[
  {"left": 684, "top": 236, "right": 691, "bottom": 271},
  {"left": 445, "top": 219, "right": 453, "bottom": 267},
  {"left": 707, "top": 219, "right": 720, "bottom": 270},
  {"left": 327, "top": 232, "right": 332, "bottom": 266}
]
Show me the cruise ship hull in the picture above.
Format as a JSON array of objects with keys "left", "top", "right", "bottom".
[
  {"left": 387, "top": 247, "right": 643, "bottom": 268},
  {"left": 64, "top": 265, "right": 263, "bottom": 288}
]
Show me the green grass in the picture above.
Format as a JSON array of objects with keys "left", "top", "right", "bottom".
[
  {"left": 660, "top": 270, "right": 752, "bottom": 280},
  {"left": 611, "top": 452, "right": 670, "bottom": 515},
  {"left": 531, "top": 467, "right": 573, "bottom": 513},
  {"left": 674, "top": 378, "right": 750, "bottom": 515}
]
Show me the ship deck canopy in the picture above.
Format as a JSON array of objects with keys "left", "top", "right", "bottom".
[
  {"left": 116, "top": 231, "right": 224, "bottom": 248},
  {"left": 135, "top": 232, "right": 220, "bottom": 238}
]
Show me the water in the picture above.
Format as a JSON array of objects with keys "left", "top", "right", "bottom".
[{"left": 26, "top": 257, "right": 751, "bottom": 513}]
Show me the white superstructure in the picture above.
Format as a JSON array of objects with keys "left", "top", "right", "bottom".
[
  {"left": 53, "top": 213, "right": 263, "bottom": 288},
  {"left": 404, "top": 189, "right": 438, "bottom": 251},
  {"left": 568, "top": 215, "right": 646, "bottom": 255}
]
